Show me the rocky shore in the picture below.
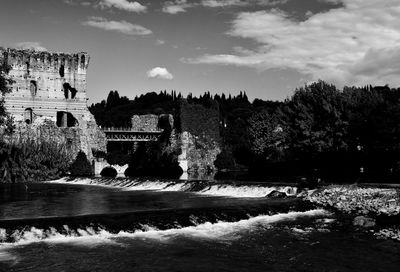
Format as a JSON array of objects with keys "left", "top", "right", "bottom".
[{"left": 302, "top": 185, "right": 400, "bottom": 241}]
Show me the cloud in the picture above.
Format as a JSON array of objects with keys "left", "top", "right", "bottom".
[
  {"left": 162, "top": 0, "right": 193, "bottom": 14},
  {"left": 147, "top": 67, "right": 174, "bottom": 80},
  {"left": 15, "top": 42, "right": 48, "bottom": 52},
  {"left": 98, "top": 0, "right": 147, "bottom": 12},
  {"left": 201, "top": 0, "right": 248, "bottom": 7},
  {"left": 188, "top": 0, "right": 400, "bottom": 88},
  {"left": 63, "top": 0, "right": 92, "bottom": 6},
  {"left": 82, "top": 17, "right": 152, "bottom": 35},
  {"left": 156, "top": 39, "right": 166, "bottom": 45},
  {"left": 201, "top": 0, "right": 287, "bottom": 7},
  {"left": 162, "top": 0, "right": 286, "bottom": 14}
]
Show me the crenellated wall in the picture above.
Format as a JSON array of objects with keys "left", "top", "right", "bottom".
[{"left": 1, "top": 48, "right": 88, "bottom": 102}]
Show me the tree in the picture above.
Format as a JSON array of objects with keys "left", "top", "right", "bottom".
[
  {"left": 248, "top": 110, "right": 287, "bottom": 161},
  {"left": 70, "top": 151, "right": 93, "bottom": 177},
  {"left": 284, "top": 81, "right": 348, "bottom": 155}
]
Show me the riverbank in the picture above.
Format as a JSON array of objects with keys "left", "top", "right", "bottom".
[{"left": 303, "top": 185, "right": 400, "bottom": 241}]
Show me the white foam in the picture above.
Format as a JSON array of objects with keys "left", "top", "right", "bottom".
[
  {"left": 48, "top": 178, "right": 298, "bottom": 199},
  {"left": 0, "top": 209, "right": 329, "bottom": 247},
  {"left": 201, "top": 184, "right": 298, "bottom": 198}
]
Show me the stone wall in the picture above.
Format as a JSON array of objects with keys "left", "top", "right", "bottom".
[
  {"left": 131, "top": 114, "right": 160, "bottom": 131},
  {"left": 93, "top": 159, "right": 128, "bottom": 177},
  {"left": 3, "top": 116, "right": 106, "bottom": 162},
  {"left": 1, "top": 47, "right": 88, "bottom": 101},
  {"left": 177, "top": 100, "right": 221, "bottom": 179}
]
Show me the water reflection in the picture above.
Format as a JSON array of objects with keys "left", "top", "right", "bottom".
[{"left": 0, "top": 182, "right": 268, "bottom": 220}]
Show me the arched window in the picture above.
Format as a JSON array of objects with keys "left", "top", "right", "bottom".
[
  {"left": 80, "top": 55, "right": 85, "bottom": 69},
  {"left": 24, "top": 108, "right": 33, "bottom": 124},
  {"left": 30, "top": 80, "right": 37, "bottom": 97}
]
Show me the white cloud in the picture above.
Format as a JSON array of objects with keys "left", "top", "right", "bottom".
[
  {"left": 162, "top": 0, "right": 286, "bottom": 14},
  {"left": 201, "top": 0, "right": 286, "bottom": 7},
  {"left": 201, "top": 0, "right": 247, "bottom": 7},
  {"left": 189, "top": 0, "right": 400, "bottom": 88},
  {"left": 15, "top": 42, "right": 47, "bottom": 52},
  {"left": 147, "top": 67, "right": 174, "bottom": 80},
  {"left": 82, "top": 17, "right": 152, "bottom": 35},
  {"left": 162, "top": 0, "right": 192, "bottom": 14},
  {"left": 156, "top": 39, "right": 166, "bottom": 45},
  {"left": 99, "top": 0, "right": 147, "bottom": 12}
]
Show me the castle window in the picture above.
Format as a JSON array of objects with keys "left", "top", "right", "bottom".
[
  {"left": 63, "top": 83, "right": 70, "bottom": 99},
  {"left": 80, "top": 55, "right": 85, "bottom": 69},
  {"left": 57, "top": 111, "right": 78, "bottom": 128},
  {"left": 25, "top": 61, "right": 30, "bottom": 76},
  {"left": 30, "top": 80, "right": 37, "bottom": 97},
  {"left": 59, "top": 65, "right": 65, "bottom": 77},
  {"left": 24, "top": 108, "right": 33, "bottom": 124}
]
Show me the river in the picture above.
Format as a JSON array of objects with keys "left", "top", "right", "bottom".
[{"left": 0, "top": 178, "right": 399, "bottom": 272}]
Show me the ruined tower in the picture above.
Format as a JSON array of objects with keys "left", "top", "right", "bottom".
[{"left": 0, "top": 47, "right": 106, "bottom": 160}]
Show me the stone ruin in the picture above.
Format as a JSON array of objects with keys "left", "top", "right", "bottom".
[{"left": 0, "top": 47, "right": 106, "bottom": 160}]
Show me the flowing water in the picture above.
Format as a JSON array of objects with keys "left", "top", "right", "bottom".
[{"left": 0, "top": 178, "right": 399, "bottom": 272}]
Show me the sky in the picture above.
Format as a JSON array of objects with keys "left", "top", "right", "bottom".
[{"left": 1, "top": 0, "right": 400, "bottom": 103}]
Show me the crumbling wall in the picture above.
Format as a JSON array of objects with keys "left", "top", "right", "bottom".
[
  {"left": 3, "top": 116, "right": 106, "bottom": 162},
  {"left": 0, "top": 47, "right": 106, "bottom": 161},
  {"left": 131, "top": 114, "right": 161, "bottom": 131},
  {"left": 177, "top": 100, "right": 221, "bottom": 179},
  {"left": 0, "top": 47, "right": 88, "bottom": 102}
]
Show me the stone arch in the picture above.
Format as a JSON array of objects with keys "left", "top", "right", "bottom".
[{"left": 24, "top": 108, "right": 33, "bottom": 124}]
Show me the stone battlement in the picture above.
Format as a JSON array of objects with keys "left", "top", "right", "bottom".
[
  {"left": 0, "top": 47, "right": 90, "bottom": 121},
  {"left": 0, "top": 47, "right": 89, "bottom": 101},
  {"left": 1, "top": 47, "right": 89, "bottom": 74}
]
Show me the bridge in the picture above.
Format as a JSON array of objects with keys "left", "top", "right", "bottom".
[{"left": 102, "top": 127, "right": 162, "bottom": 142}]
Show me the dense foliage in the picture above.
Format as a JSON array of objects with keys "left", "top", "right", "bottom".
[
  {"left": 89, "top": 90, "right": 180, "bottom": 128},
  {"left": 91, "top": 81, "right": 400, "bottom": 182},
  {"left": 0, "top": 139, "right": 70, "bottom": 183},
  {"left": 69, "top": 151, "right": 93, "bottom": 177}
]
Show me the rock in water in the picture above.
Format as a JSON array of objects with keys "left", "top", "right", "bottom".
[
  {"left": 267, "top": 190, "right": 287, "bottom": 198},
  {"left": 353, "top": 216, "right": 376, "bottom": 228}
]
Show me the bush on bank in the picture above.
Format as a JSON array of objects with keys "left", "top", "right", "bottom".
[
  {"left": 70, "top": 151, "right": 93, "bottom": 177},
  {"left": 0, "top": 139, "right": 70, "bottom": 183}
]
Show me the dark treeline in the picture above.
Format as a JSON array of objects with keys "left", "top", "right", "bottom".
[
  {"left": 89, "top": 90, "right": 181, "bottom": 127},
  {"left": 90, "top": 81, "right": 400, "bottom": 182}
]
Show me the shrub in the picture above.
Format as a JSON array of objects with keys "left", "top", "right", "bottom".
[
  {"left": 100, "top": 166, "right": 117, "bottom": 178},
  {"left": 0, "top": 139, "right": 70, "bottom": 183},
  {"left": 70, "top": 151, "right": 93, "bottom": 177},
  {"left": 214, "top": 148, "right": 235, "bottom": 171},
  {"left": 92, "top": 149, "right": 107, "bottom": 159}
]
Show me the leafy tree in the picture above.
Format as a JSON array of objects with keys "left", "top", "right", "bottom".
[
  {"left": 284, "top": 81, "right": 348, "bottom": 155},
  {"left": 248, "top": 110, "right": 287, "bottom": 161},
  {"left": 70, "top": 151, "right": 93, "bottom": 177}
]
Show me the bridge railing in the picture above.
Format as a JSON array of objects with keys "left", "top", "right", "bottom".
[{"left": 101, "top": 127, "right": 163, "bottom": 133}]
